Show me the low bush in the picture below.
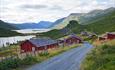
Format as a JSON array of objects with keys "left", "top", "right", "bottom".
[
  {"left": 0, "top": 56, "right": 38, "bottom": 70},
  {"left": 22, "top": 56, "right": 38, "bottom": 65},
  {"left": 0, "top": 58, "right": 21, "bottom": 70}
]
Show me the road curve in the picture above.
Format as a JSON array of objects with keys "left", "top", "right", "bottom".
[{"left": 26, "top": 42, "right": 93, "bottom": 70}]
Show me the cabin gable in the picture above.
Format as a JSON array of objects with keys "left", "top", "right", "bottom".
[{"left": 20, "top": 40, "right": 37, "bottom": 53}]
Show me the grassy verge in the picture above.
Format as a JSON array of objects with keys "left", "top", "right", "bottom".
[
  {"left": 80, "top": 40, "right": 115, "bottom": 70},
  {"left": 0, "top": 44, "right": 81, "bottom": 70},
  {"left": 0, "top": 44, "right": 19, "bottom": 57}
]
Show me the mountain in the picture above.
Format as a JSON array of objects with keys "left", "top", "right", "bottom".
[
  {"left": 50, "top": 17, "right": 65, "bottom": 28},
  {"left": 39, "top": 7, "right": 115, "bottom": 39},
  {"left": 52, "top": 7, "right": 115, "bottom": 29},
  {"left": 78, "top": 7, "right": 115, "bottom": 24},
  {"left": 12, "top": 21, "right": 53, "bottom": 29},
  {"left": 11, "top": 18, "right": 65, "bottom": 29},
  {"left": 0, "top": 20, "right": 22, "bottom": 37},
  {"left": 52, "top": 13, "right": 84, "bottom": 29},
  {"left": 0, "top": 20, "right": 17, "bottom": 30}
]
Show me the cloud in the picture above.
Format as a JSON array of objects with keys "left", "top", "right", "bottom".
[
  {"left": 20, "top": 4, "right": 48, "bottom": 10},
  {"left": 0, "top": 0, "right": 115, "bottom": 23},
  {"left": 50, "top": 5, "right": 65, "bottom": 11}
]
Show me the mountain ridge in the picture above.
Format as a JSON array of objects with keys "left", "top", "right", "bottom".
[
  {"left": 52, "top": 7, "right": 115, "bottom": 29},
  {"left": 12, "top": 21, "right": 53, "bottom": 29},
  {"left": 39, "top": 8, "right": 115, "bottom": 39}
]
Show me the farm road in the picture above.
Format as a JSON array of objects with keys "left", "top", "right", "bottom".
[{"left": 26, "top": 42, "right": 93, "bottom": 70}]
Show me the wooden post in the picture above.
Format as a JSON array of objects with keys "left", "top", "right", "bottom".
[{"left": 44, "top": 46, "right": 48, "bottom": 55}]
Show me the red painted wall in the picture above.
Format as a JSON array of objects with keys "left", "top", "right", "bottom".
[
  {"left": 20, "top": 40, "right": 36, "bottom": 53},
  {"left": 20, "top": 40, "right": 59, "bottom": 53},
  {"left": 107, "top": 33, "right": 115, "bottom": 40}
]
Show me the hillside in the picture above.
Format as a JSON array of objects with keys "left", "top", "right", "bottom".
[
  {"left": 0, "top": 28, "right": 22, "bottom": 37},
  {"left": 50, "top": 17, "right": 65, "bottom": 28},
  {"left": 0, "top": 20, "right": 17, "bottom": 30},
  {"left": 52, "top": 13, "right": 83, "bottom": 29},
  {"left": 52, "top": 7, "right": 115, "bottom": 29},
  {"left": 79, "top": 7, "right": 115, "bottom": 25},
  {"left": 39, "top": 9, "right": 115, "bottom": 39},
  {"left": 0, "top": 20, "right": 22, "bottom": 37}
]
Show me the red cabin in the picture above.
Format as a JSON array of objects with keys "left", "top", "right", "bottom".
[
  {"left": 64, "top": 34, "right": 82, "bottom": 46},
  {"left": 107, "top": 33, "right": 115, "bottom": 40},
  {"left": 20, "top": 38, "right": 58, "bottom": 53}
]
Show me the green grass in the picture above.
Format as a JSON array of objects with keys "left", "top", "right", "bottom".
[
  {"left": 0, "top": 44, "right": 19, "bottom": 57},
  {"left": 81, "top": 40, "right": 115, "bottom": 70}
]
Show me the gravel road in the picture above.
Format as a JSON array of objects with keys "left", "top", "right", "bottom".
[{"left": 26, "top": 42, "right": 93, "bottom": 70}]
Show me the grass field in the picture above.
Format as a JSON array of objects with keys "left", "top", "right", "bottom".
[{"left": 81, "top": 40, "right": 115, "bottom": 70}]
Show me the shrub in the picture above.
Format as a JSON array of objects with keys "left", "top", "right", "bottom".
[
  {"left": 0, "top": 56, "right": 38, "bottom": 70},
  {"left": 22, "top": 56, "right": 38, "bottom": 65},
  {"left": 0, "top": 58, "right": 22, "bottom": 70}
]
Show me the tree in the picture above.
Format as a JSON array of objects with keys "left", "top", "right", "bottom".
[
  {"left": 66, "top": 20, "right": 79, "bottom": 34},
  {"left": 69, "top": 20, "right": 78, "bottom": 28}
]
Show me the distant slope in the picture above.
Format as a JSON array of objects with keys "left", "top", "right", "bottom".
[
  {"left": 12, "top": 21, "right": 53, "bottom": 29},
  {"left": 0, "top": 20, "right": 17, "bottom": 30},
  {"left": 50, "top": 17, "right": 65, "bottom": 28},
  {"left": 11, "top": 18, "right": 65, "bottom": 29},
  {"left": 0, "top": 28, "right": 22, "bottom": 37},
  {"left": 0, "top": 20, "right": 22, "bottom": 37},
  {"left": 71, "top": 10, "right": 115, "bottom": 34},
  {"left": 39, "top": 9, "right": 115, "bottom": 39},
  {"left": 52, "top": 7, "right": 115, "bottom": 29},
  {"left": 52, "top": 13, "right": 84, "bottom": 29},
  {"left": 79, "top": 7, "right": 115, "bottom": 25}
]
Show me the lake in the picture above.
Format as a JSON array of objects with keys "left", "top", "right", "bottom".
[
  {"left": 0, "top": 35, "right": 35, "bottom": 48},
  {"left": 14, "top": 29, "right": 51, "bottom": 34},
  {"left": 0, "top": 29, "right": 51, "bottom": 48}
]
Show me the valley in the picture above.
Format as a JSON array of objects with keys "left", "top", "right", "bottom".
[{"left": 0, "top": 7, "right": 115, "bottom": 70}]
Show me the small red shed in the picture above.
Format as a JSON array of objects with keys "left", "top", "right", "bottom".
[
  {"left": 20, "top": 38, "right": 58, "bottom": 53},
  {"left": 107, "top": 32, "right": 115, "bottom": 40}
]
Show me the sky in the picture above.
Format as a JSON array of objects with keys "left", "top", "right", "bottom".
[{"left": 0, "top": 0, "right": 115, "bottom": 23}]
